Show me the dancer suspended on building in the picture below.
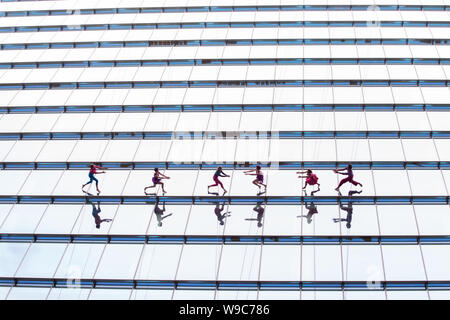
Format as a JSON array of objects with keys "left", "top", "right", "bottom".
[
  {"left": 82, "top": 163, "right": 107, "bottom": 195},
  {"left": 244, "top": 165, "right": 267, "bottom": 194},
  {"left": 297, "top": 169, "right": 320, "bottom": 195},
  {"left": 144, "top": 168, "right": 170, "bottom": 195},
  {"left": 208, "top": 166, "right": 230, "bottom": 195},
  {"left": 334, "top": 164, "right": 362, "bottom": 193}
]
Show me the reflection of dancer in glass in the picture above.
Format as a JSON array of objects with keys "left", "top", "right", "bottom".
[
  {"left": 301, "top": 200, "right": 318, "bottom": 224},
  {"left": 82, "top": 164, "right": 106, "bottom": 195},
  {"left": 245, "top": 203, "right": 265, "bottom": 227},
  {"left": 208, "top": 166, "right": 230, "bottom": 195},
  {"left": 297, "top": 169, "right": 320, "bottom": 195},
  {"left": 154, "top": 200, "right": 172, "bottom": 227},
  {"left": 214, "top": 202, "right": 231, "bottom": 225},
  {"left": 334, "top": 164, "right": 362, "bottom": 193},
  {"left": 144, "top": 168, "right": 170, "bottom": 195},
  {"left": 244, "top": 166, "right": 267, "bottom": 194},
  {"left": 333, "top": 202, "right": 353, "bottom": 229},
  {"left": 90, "top": 201, "right": 112, "bottom": 229}
]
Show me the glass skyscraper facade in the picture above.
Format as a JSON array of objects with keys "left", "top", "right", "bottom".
[{"left": 0, "top": 0, "right": 450, "bottom": 300}]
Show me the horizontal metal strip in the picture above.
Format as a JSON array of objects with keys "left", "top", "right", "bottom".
[
  {"left": 1, "top": 104, "right": 449, "bottom": 114},
  {"left": 0, "top": 130, "right": 448, "bottom": 140},
  {"left": 2, "top": 21, "right": 450, "bottom": 33},
  {"left": 3, "top": 58, "right": 450, "bottom": 70},
  {"left": 2, "top": 38, "right": 449, "bottom": 51},
  {"left": 0, "top": 80, "right": 448, "bottom": 90},
  {"left": 2, "top": 5, "right": 449, "bottom": 17},
  {"left": 0, "top": 161, "right": 449, "bottom": 170},
  {"left": 1, "top": 233, "right": 449, "bottom": 245},
  {"left": 0, "top": 277, "right": 446, "bottom": 290},
  {"left": 0, "top": 195, "right": 447, "bottom": 205}
]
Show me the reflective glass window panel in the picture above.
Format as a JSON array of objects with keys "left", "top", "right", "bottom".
[
  {"left": 301, "top": 291, "right": 343, "bottom": 300},
  {"left": 20, "top": 170, "right": 63, "bottom": 195},
  {"left": 336, "top": 140, "right": 371, "bottom": 162},
  {"left": 82, "top": 113, "right": 119, "bottom": 132},
  {"left": 0, "top": 287, "right": 11, "bottom": 300},
  {"left": 21, "top": 114, "right": 60, "bottom": 133},
  {"left": 113, "top": 113, "right": 150, "bottom": 132},
  {"left": 239, "top": 112, "right": 272, "bottom": 132},
  {"left": 369, "top": 140, "right": 405, "bottom": 162},
  {"left": 0, "top": 204, "right": 47, "bottom": 234},
  {"left": 176, "top": 112, "right": 211, "bottom": 132},
  {"left": 47, "top": 288, "right": 90, "bottom": 300},
  {"left": 365, "top": 112, "right": 399, "bottom": 131},
  {"left": 100, "top": 140, "right": 140, "bottom": 162},
  {"left": 303, "top": 140, "right": 336, "bottom": 162},
  {"left": 258, "top": 291, "right": 300, "bottom": 300},
  {"left": 134, "top": 244, "right": 182, "bottom": 280},
  {"left": 134, "top": 140, "right": 172, "bottom": 162},
  {"left": 260, "top": 245, "right": 300, "bottom": 281},
  {"left": 421, "top": 245, "right": 450, "bottom": 281},
  {"left": 428, "top": 291, "right": 450, "bottom": 300},
  {"left": 94, "top": 244, "right": 143, "bottom": 279},
  {"left": 302, "top": 245, "right": 342, "bottom": 282},
  {"left": 334, "top": 112, "right": 367, "bottom": 132},
  {"left": 35, "top": 205, "right": 82, "bottom": 234},
  {"left": 144, "top": 113, "right": 180, "bottom": 132},
  {"left": 207, "top": 112, "right": 241, "bottom": 132},
  {"left": 271, "top": 112, "right": 302, "bottom": 132},
  {"left": 54, "top": 244, "right": 105, "bottom": 279},
  {"left": 88, "top": 289, "right": 132, "bottom": 300},
  {"left": 0, "top": 204, "right": 13, "bottom": 227},
  {"left": 408, "top": 170, "right": 447, "bottom": 196},
  {"left": 235, "top": 140, "right": 269, "bottom": 162},
  {"left": 201, "top": 140, "right": 238, "bottom": 163},
  {"left": 52, "top": 113, "right": 90, "bottom": 133},
  {"left": 68, "top": 140, "right": 109, "bottom": 162},
  {"left": 415, "top": 205, "right": 450, "bottom": 236},
  {"left": 303, "top": 112, "right": 335, "bottom": 131},
  {"left": 396, "top": 112, "right": 431, "bottom": 131},
  {"left": 266, "top": 170, "right": 303, "bottom": 196},
  {"left": 168, "top": 140, "right": 204, "bottom": 162},
  {"left": 4, "top": 140, "right": 46, "bottom": 162},
  {"left": 343, "top": 291, "right": 386, "bottom": 300},
  {"left": 0, "top": 141, "right": 16, "bottom": 162},
  {"left": 402, "top": 139, "right": 439, "bottom": 162},
  {"left": 382, "top": 245, "right": 426, "bottom": 281},
  {"left": 0, "top": 170, "right": 30, "bottom": 195},
  {"left": 7, "top": 288, "right": 51, "bottom": 300},
  {"left": 15, "top": 243, "right": 67, "bottom": 278},
  {"left": 216, "top": 290, "right": 258, "bottom": 300},
  {"left": 36, "top": 140, "right": 77, "bottom": 162},
  {"left": 218, "top": 244, "right": 261, "bottom": 281},
  {"left": 386, "top": 291, "right": 429, "bottom": 300},
  {"left": 427, "top": 112, "right": 450, "bottom": 131},
  {"left": 373, "top": 171, "right": 411, "bottom": 196},
  {"left": 130, "top": 289, "right": 173, "bottom": 300},
  {"left": 176, "top": 244, "right": 221, "bottom": 281},
  {"left": 0, "top": 243, "right": 30, "bottom": 277},
  {"left": 342, "top": 245, "right": 384, "bottom": 282},
  {"left": 172, "top": 290, "right": 215, "bottom": 300},
  {"left": 269, "top": 140, "right": 302, "bottom": 162},
  {"left": 262, "top": 205, "right": 302, "bottom": 236},
  {"left": 109, "top": 205, "right": 152, "bottom": 235}
]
